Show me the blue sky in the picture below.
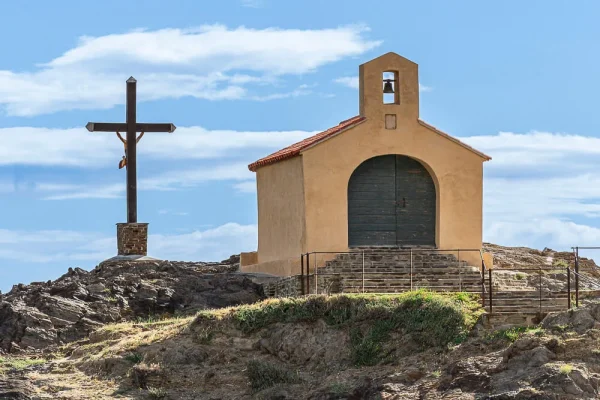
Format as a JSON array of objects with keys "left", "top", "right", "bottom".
[{"left": 2, "top": 0, "right": 600, "bottom": 291}]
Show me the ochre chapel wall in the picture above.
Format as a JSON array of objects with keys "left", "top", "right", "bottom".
[
  {"left": 301, "top": 53, "right": 485, "bottom": 267},
  {"left": 246, "top": 52, "right": 488, "bottom": 272},
  {"left": 255, "top": 156, "right": 306, "bottom": 264}
]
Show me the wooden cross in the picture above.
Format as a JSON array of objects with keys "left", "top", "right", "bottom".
[{"left": 86, "top": 77, "right": 176, "bottom": 223}]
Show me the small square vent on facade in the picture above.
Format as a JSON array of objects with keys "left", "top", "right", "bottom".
[{"left": 385, "top": 114, "right": 397, "bottom": 130}]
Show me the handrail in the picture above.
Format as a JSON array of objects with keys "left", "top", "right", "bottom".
[{"left": 305, "top": 248, "right": 485, "bottom": 255}]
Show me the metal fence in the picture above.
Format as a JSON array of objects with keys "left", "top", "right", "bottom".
[
  {"left": 299, "top": 248, "right": 489, "bottom": 299},
  {"left": 295, "top": 246, "right": 600, "bottom": 315}
]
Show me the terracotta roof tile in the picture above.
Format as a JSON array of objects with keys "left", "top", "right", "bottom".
[
  {"left": 248, "top": 116, "right": 366, "bottom": 171},
  {"left": 248, "top": 116, "right": 491, "bottom": 172}
]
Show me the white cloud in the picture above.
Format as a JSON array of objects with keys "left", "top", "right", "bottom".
[
  {"left": 0, "top": 25, "right": 381, "bottom": 116},
  {"left": 233, "top": 181, "right": 257, "bottom": 193},
  {"left": 0, "top": 223, "right": 257, "bottom": 266},
  {"left": 39, "top": 163, "right": 254, "bottom": 200},
  {"left": 334, "top": 77, "right": 360, "bottom": 89},
  {"left": 0, "top": 125, "right": 312, "bottom": 167},
  {"left": 334, "top": 76, "right": 432, "bottom": 92}
]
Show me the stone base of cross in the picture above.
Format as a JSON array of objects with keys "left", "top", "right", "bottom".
[
  {"left": 85, "top": 77, "right": 176, "bottom": 261},
  {"left": 117, "top": 223, "right": 149, "bottom": 256}
]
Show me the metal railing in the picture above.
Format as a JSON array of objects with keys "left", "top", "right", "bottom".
[
  {"left": 300, "top": 248, "right": 488, "bottom": 297},
  {"left": 296, "top": 245, "right": 600, "bottom": 315},
  {"left": 484, "top": 266, "right": 573, "bottom": 316}
]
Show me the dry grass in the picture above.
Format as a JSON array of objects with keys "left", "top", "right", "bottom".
[
  {"left": 0, "top": 356, "right": 46, "bottom": 374},
  {"left": 69, "top": 316, "right": 194, "bottom": 361}
]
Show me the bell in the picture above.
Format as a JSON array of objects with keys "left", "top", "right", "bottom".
[{"left": 383, "top": 79, "right": 395, "bottom": 94}]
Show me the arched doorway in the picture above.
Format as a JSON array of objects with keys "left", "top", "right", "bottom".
[{"left": 348, "top": 155, "right": 436, "bottom": 247}]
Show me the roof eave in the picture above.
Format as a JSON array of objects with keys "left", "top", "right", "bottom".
[
  {"left": 299, "top": 118, "right": 367, "bottom": 154},
  {"left": 417, "top": 120, "right": 492, "bottom": 161}
]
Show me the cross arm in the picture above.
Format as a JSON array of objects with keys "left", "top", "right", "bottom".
[{"left": 86, "top": 122, "right": 176, "bottom": 133}]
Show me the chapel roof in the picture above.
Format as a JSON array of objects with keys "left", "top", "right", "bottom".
[{"left": 247, "top": 116, "right": 491, "bottom": 172}]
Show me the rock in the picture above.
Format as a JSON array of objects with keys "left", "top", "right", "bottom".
[
  {"left": 542, "top": 308, "right": 597, "bottom": 334},
  {"left": 0, "top": 256, "right": 263, "bottom": 352},
  {"left": 0, "top": 375, "right": 36, "bottom": 399}
]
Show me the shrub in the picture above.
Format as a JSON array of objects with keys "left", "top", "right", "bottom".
[
  {"left": 246, "top": 359, "right": 300, "bottom": 392},
  {"left": 486, "top": 326, "right": 543, "bottom": 342},
  {"left": 559, "top": 364, "right": 573, "bottom": 375},
  {"left": 194, "top": 291, "right": 484, "bottom": 367},
  {"left": 124, "top": 352, "right": 144, "bottom": 364},
  {"left": 200, "top": 291, "right": 482, "bottom": 345},
  {"left": 147, "top": 386, "right": 168, "bottom": 399}
]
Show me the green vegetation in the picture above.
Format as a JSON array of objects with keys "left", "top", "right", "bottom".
[
  {"left": 553, "top": 259, "right": 569, "bottom": 269},
  {"left": 147, "top": 386, "right": 168, "bottom": 399},
  {"left": 195, "top": 291, "right": 483, "bottom": 366},
  {"left": 486, "top": 326, "right": 544, "bottom": 342},
  {"left": 350, "top": 319, "right": 395, "bottom": 366},
  {"left": 0, "top": 356, "right": 46, "bottom": 374},
  {"left": 515, "top": 273, "right": 526, "bottom": 280},
  {"left": 430, "top": 369, "right": 442, "bottom": 378},
  {"left": 559, "top": 364, "right": 573, "bottom": 375},
  {"left": 195, "top": 326, "right": 215, "bottom": 345},
  {"left": 329, "top": 382, "right": 352, "bottom": 395},
  {"left": 124, "top": 351, "right": 144, "bottom": 364},
  {"left": 246, "top": 359, "right": 300, "bottom": 392}
]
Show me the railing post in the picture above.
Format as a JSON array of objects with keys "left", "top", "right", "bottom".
[
  {"left": 488, "top": 268, "right": 493, "bottom": 315},
  {"left": 567, "top": 265, "right": 571, "bottom": 309},
  {"left": 306, "top": 253, "right": 311, "bottom": 295},
  {"left": 575, "top": 247, "right": 579, "bottom": 307},
  {"left": 315, "top": 253, "right": 319, "bottom": 295},
  {"left": 481, "top": 260, "right": 486, "bottom": 308},
  {"left": 362, "top": 250, "right": 365, "bottom": 294},
  {"left": 538, "top": 269, "right": 542, "bottom": 314},
  {"left": 457, "top": 249, "right": 462, "bottom": 291},
  {"left": 410, "top": 248, "right": 413, "bottom": 291},
  {"left": 300, "top": 253, "right": 305, "bottom": 295}
]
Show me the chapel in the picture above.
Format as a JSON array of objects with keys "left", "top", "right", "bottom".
[{"left": 241, "top": 52, "right": 491, "bottom": 274}]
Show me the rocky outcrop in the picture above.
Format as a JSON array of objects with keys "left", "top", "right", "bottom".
[
  {"left": 0, "top": 257, "right": 265, "bottom": 354},
  {"left": 484, "top": 242, "right": 598, "bottom": 269}
]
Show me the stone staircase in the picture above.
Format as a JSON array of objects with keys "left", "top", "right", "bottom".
[
  {"left": 305, "top": 248, "right": 574, "bottom": 327},
  {"left": 307, "top": 248, "right": 482, "bottom": 294}
]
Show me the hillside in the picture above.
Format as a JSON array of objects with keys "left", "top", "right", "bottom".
[
  {"left": 2, "top": 292, "right": 600, "bottom": 399},
  {"left": 1, "top": 243, "right": 600, "bottom": 399},
  {"left": 0, "top": 257, "right": 266, "bottom": 354}
]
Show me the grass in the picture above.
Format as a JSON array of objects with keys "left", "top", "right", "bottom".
[
  {"left": 147, "top": 386, "right": 168, "bottom": 399},
  {"left": 515, "top": 273, "right": 526, "bottom": 280},
  {"left": 430, "top": 369, "right": 442, "bottom": 378},
  {"left": 196, "top": 291, "right": 482, "bottom": 341},
  {"left": 559, "top": 364, "right": 573, "bottom": 375},
  {"left": 0, "top": 356, "right": 46, "bottom": 374},
  {"left": 246, "top": 359, "right": 300, "bottom": 392},
  {"left": 329, "top": 382, "right": 352, "bottom": 395},
  {"left": 124, "top": 352, "right": 144, "bottom": 364},
  {"left": 486, "top": 326, "right": 544, "bottom": 342},
  {"left": 68, "top": 316, "right": 195, "bottom": 361},
  {"left": 66, "top": 292, "right": 482, "bottom": 370},
  {"left": 195, "top": 291, "right": 483, "bottom": 367}
]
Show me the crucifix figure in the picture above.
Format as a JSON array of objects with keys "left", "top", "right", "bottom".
[
  {"left": 86, "top": 77, "right": 176, "bottom": 224},
  {"left": 116, "top": 130, "right": 144, "bottom": 169}
]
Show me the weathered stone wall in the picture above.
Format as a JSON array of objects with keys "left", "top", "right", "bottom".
[
  {"left": 117, "top": 223, "right": 148, "bottom": 256},
  {"left": 262, "top": 275, "right": 304, "bottom": 298}
]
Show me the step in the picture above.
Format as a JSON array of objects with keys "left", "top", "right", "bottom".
[
  {"left": 489, "top": 298, "right": 568, "bottom": 306},
  {"left": 339, "top": 278, "right": 482, "bottom": 286},
  {"left": 332, "top": 285, "right": 481, "bottom": 293},
  {"left": 485, "top": 305, "right": 567, "bottom": 313},
  {"left": 316, "top": 267, "right": 481, "bottom": 274}
]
